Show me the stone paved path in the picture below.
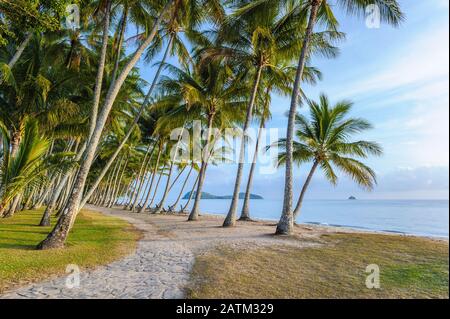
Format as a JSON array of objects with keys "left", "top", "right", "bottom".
[{"left": 1, "top": 206, "right": 194, "bottom": 299}]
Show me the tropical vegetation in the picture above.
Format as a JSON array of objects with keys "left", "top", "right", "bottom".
[{"left": 0, "top": 0, "right": 404, "bottom": 251}]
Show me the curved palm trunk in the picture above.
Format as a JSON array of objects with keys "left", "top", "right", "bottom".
[
  {"left": 138, "top": 145, "right": 163, "bottom": 213},
  {"left": 109, "top": 157, "right": 128, "bottom": 207},
  {"left": 107, "top": 154, "right": 125, "bottom": 207},
  {"left": 153, "top": 128, "right": 185, "bottom": 214},
  {"left": 37, "top": 2, "right": 173, "bottom": 250},
  {"left": 130, "top": 144, "right": 156, "bottom": 210},
  {"left": 188, "top": 114, "right": 215, "bottom": 221},
  {"left": 277, "top": 0, "right": 322, "bottom": 235},
  {"left": 0, "top": 33, "right": 33, "bottom": 85},
  {"left": 223, "top": 64, "right": 263, "bottom": 227},
  {"left": 41, "top": 141, "right": 87, "bottom": 226},
  {"left": 111, "top": 6, "right": 128, "bottom": 84},
  {"left": 0, "top": 203, "right": 7, "bottom": 218},
  {"left": 3, "top": 195, "right": 21, "bottom": 218},
  {"left": 109, "top": 158, "right": 128, "bottom": 207},
  {"left": 120, "top": 173, "right": 136, "bottom": 206},
  {"left": 87, "top": 0, "right": 112, "bottom": 144},
  {"left": 170, "top": 165, "right": 193, "bottom": 211},
  {"left": 148, "top": 166, "right": 165, "bottom": 209},
  {"left": 80, "top": 35, "right": 175, "bottom": 209},
  {"left": 153, "top": 162, "right": 175, "bottom": 214},
  {"left": 240, "top": 118, "right": 265, "bottom": 221},
  {"left": 101, "top": 166, "right": 116, "bottom": 206},
  {"left": 188, "top": 162, "right": 207, "bottom": 221},
  {"left": 127, "top": 144, "right": 154, "bottom": 209},
  {"left": 103, "top": 154, "right": 122, "bottom": 206},
  {"left": 182, "top": 172, "right": 200, "bottom": 212},
  {"left": 136, "top": 172, "right": 152, "bottom": 208},
  {"left": 293, "top": 161, "right": 319, "bottom": 220},
  {"left": 167, "top": 166, "right": 186, "bottom": 193}
]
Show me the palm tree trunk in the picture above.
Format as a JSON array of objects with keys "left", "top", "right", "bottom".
[
  {"left": 153, "top": 127, "right": 185, "bottom": 214},
  {"left": 4, "top": 195, "right": 21, "bottom": 218},
  {"left": 167, "top": 166, "right": 186, "bottom": 193},
  {"left": 80, "top": 35, "right": 175, "bottom": 208},
  {"left": 154, "top": 162, "right": 175, "bottom": 214},
  {"left": 110, "top": 6, "right": 128, "bottom": 84},
  {"left": 136, "top": 172, "right": 151, "bottom": 208},
  {"left": 107, "top": 154, "right": 125, "bottom": 207},
  {"left": 87, "top": 0, "right": 112, "bottom": 144},
  {"left": 240, "top": 118, "right": 265, "bottom": 221},
  {"left": 170, "top": 165, "right": 193, "bottom": 211},
  {"left": 182, "top": 171, "right": 200, "bottom": 212},
  {"left": 189, "top": 114, "right": 216, "bottom": 221},
  {"left": 138, "top": 145, "right": 163, "bottom": 213},
  {"left": 101, "top": 167, "right": 116, "bottom": 206},
  {"left": 293, "top": 161, "right": 319, "bottom": 220},
  {"left": 127, "top": 144, "right": 154, "bottom": 208},
  {"left": 148, "top": 166, "right": 165, "bottom": 210},
  {"left": 122, "top": 172, "right": 137, "bottom": 206},
  {"left": 129, "top": 144, "right": 155, "bottom": 210},
  {"left": 109, "top": 156, "right": 128, "bottom": 207},
  {"left": 0, "top": 202, "right": 7, "bottom": 218},
  {"left": 0, "top": 33, "right": 33, "bottom": 85},
  {"left": 277, "top": 0, "right": 322, "bottom": 235},
  {"left": 36, "top": 1, "right": 175, "bottom": 250},
  {"left": 223, "top": 64, "right": 264, "bottom": 227},
  {"left": 40, "top": 143, "right": 86, "bottom": 227}
]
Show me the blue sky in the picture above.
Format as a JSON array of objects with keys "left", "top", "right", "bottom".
[{"left": 135, "top": 0, "right": 449, "bottom": 201}]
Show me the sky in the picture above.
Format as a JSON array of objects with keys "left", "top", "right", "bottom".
[{"left": 135, "top": 0, "right": 450, "bottom": 201}]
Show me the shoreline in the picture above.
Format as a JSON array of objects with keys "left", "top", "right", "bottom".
[{"left": 170, "top": 210, "right": 450, "bottom": 243}]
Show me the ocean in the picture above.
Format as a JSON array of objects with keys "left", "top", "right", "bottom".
[{"left": 179, "top": 199, "right": 449, "bottom": 238}]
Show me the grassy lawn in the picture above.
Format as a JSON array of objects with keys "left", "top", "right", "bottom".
[
  {"left": 187, "top": 233, "right": 449, "bottom": 299},
  {"left": 0, "top": 209, "right": 140, "bottom": 293}
]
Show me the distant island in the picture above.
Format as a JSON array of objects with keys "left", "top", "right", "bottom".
[
  {"left": 348, "top": 196, "right": 357, "bottom": 200},
  {"left": 183, "top": 192, "right": 264, "bottom": 200}
]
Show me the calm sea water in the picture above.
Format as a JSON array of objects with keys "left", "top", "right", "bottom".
[{"left": 179, "top": 199, "right": 449, "bottom": 238}]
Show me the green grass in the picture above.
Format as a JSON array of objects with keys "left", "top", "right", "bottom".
[
  {"left": 0, "top": 209, "right": 140, "bottom": 293},
  {"left": 187, "top": 233, "right": 449, "bottom": 299}
]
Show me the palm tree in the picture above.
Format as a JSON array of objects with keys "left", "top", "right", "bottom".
[
  {"left": 156, "top": 57, "right": 247, "bottom": 221},
  {"left": 37, "top": 1, "right": 174, "bottom": 250},
  {"left": 0, "top": 119, "right": 49, "bottom": 217},
  {"left": 272, "top": 94, "right": 382, "bottom": 220},
  {"left": 239, "top": 63, "right": 321, "bottom": 220},
  {"left": 74, "top": 0, "right": 226, "bottom": 214},
  {"left": 217, "top": 0, "right": 343, "bottom": 227},
  {"left": 278, "top": 0, "right": 404, "bottom": 235},
  {"left": 86, "top": 0, "right": 113, "bottom": 144}
]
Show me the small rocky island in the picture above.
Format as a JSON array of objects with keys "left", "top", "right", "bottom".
[
  {"left": 348, "top": 196, "right": 357, "bottom": 200},
  {"left": 183, "top": 192, "right": 264, "bottom": 200}
]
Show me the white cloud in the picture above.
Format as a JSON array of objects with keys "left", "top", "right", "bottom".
[{"left": 337, "top": 26, "right": 449, "bottom": 100}]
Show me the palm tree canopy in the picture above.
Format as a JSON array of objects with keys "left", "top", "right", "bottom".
[{"left": 274, "top": 94, "right": 383, "bottom": 190}]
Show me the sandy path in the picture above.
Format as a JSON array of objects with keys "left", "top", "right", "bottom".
[{"left": 1, "top": 205, "right": 323, "bottom": 299}]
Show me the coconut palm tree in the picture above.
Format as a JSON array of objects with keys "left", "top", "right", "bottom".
[
  {"left": 272, "top": 94, "right": 383, "bottom": 221},
  {"left": 214, "top": 0, "right": 343, "bottom": 227},
  {"left": 156, "top": 57, "right": 247, "bottom": 221},
  {"left": 278, "top": 0, "right": 404, "bottom": 235},
  {"left": 73, "top": 0, "right": 226, "bottom": 215},
  {"left": 239, "top": 63, "right": 321, "bottom": 220},
  {"left": 0, "top": 119, "right": 50, "bottom": 217},
  {"left": 36, "top": 1, "right": 175, "bottom": 250},
  {"left": 86, "top": 0, "right": 113, "bottom": 144}
]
